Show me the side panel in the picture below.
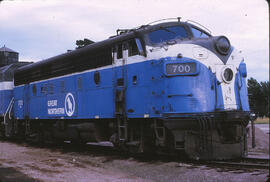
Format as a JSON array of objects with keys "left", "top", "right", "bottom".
[
  {"left": 86, "top": 68, "right": 114, "bottom": 118},
  {"left": 26, "top": 68, "right": 114, "bottom": 120},
  {"left": 125, "top": 60, "right": 153, "bottom": 117}
]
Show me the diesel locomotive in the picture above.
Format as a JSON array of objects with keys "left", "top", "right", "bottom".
[{"left": 0, "top": 18, "right": 250, "bottom": 160}]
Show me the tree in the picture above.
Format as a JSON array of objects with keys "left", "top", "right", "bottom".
[
  {"left": 248, "top": 77, "right": 269, "bottom": 117},
  {"left": 260, "top": 81, "right": 269, "bottom": 117},
  {"left": 75, "top": 38, "right": 94, "bottom": 49}
]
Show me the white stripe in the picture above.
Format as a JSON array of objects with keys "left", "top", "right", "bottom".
[
  {"left": 0, "top": 82, "right": 14, "bottom": 91},
  {"left": 15, "top": 43, "right": 243, "bottom": 92},
  {"left": 15, "top": 43, "right": 215, "bottom": 86},
  {"left": 146, "top": 43, "right": 224, "bottom": 68},
  {"left": 15, "top": 53, "right": 148, "bottom": 86}
]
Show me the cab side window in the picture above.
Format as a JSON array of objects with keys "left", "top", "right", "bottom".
[
  {"left": 114, "top": 39, "right": 145, "bottom": 61},
  {"left": 128, "top": 39, "right": 139, "bottom": 57}
]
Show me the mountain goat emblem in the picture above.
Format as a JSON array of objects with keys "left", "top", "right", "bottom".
[{"left": 65, "top": 93, "right": 75, "bottom": 116}]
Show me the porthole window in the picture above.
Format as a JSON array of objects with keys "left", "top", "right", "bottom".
[
  {"left": 94, "top": 71, "right": 100, "bottom": 85},
  {"left": 222, "top": 67, "right": 233, "bottom": 83}
]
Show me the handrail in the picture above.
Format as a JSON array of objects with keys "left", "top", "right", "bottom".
[
  {"left": 146, "top": 17, "right": 182, "bottom": 26},
  {"left": 4, "top": 97, "right": 14, "bottom": 125},
  {"left": 116, "top": 17, "right": 182, "bottom": 36}
]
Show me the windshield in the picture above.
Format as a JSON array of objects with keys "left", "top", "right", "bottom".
[
  {"left": 191, "top": 27, "right": 210, "bottom": 38},
  {"left": 148, "top": 26, "right": 188, "bottom": 44}
]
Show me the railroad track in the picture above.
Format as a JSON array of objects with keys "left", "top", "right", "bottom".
[
  {"left": 206, "top": 157, "right": 270, "bottom": 169},
  {"left": 63, "top": 143, "right": 270, "bottom": 170}
]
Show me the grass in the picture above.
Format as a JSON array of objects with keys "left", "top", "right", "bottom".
[{"left": 254, "top": 117, "right": 269, "bottom": 124}]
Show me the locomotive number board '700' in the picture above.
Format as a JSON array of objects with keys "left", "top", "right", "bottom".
[{"left": 165, "top": 62, "right": 197, "bottom": 76}]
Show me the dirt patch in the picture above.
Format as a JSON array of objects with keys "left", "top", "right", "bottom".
[{"left": 24, "top": 163, "right": 61, "bottom": 174}]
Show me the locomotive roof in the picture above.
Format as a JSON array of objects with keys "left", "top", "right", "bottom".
[
  {"left": 16, "top": 21, "right": 191, "bottom": 70},
  {"left": 14, "top": 20, "right": 205, "bottom": 85},
  {"left": 0, "top": 62, "right": 31, "bottom": 81}
]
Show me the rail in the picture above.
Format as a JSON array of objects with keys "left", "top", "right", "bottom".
[{"left": 206, "top": 157, "right": 270, "bottom": 169}]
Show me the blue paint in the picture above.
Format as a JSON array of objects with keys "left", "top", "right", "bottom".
[
  {"left": 13, "top": 86, "right": 24, "bottom": 119},
  {"left": 239, "top": 62, "right": 247, "bottom": 78},
  {"left": 163, "top": 58, "right": 217, "bottom": 114},
  {"left": 234, "top": 62, "right": 250, "bottom": 111},
  {"left": 13, "top": 56, "right": 233, "bottom": 120}
]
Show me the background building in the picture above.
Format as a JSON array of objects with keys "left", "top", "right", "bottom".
[{"left": 0, "top": 45, "right": 19, "bottom": 67}]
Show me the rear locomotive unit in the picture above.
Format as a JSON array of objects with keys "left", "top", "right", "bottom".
[
  {"left": 0, "top": 46, "right": 30, "bottom": 137},
  {"left": 3, "top": 18, "right": 250, "bottom": 160}
]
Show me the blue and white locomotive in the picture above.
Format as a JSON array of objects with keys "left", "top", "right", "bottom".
[{"left": 0, "top": 18, "right": 250, "bottom": 160}]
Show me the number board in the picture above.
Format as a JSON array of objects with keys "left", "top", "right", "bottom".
[{"left": 166, "top": 62, "right": 197, "bottom": 75}]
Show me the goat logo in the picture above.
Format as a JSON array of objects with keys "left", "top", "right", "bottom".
[{"left": 65, "top": 93, "right": 75, "bottom": 116}]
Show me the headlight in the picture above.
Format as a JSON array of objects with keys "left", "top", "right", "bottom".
[
  {"left": 222, "top": 67, "right": 233, "bottom": 83},
  {"left": 215, "top": 36, "right": 231, "bottom": 55}
]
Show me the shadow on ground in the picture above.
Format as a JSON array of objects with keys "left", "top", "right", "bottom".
[{"left": 0, "top": 165, "right": 40, "bottom": 182}]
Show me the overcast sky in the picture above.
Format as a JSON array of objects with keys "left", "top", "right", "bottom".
[{"left": 0, "top": 0, "right": 269, "bottom": 81}]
